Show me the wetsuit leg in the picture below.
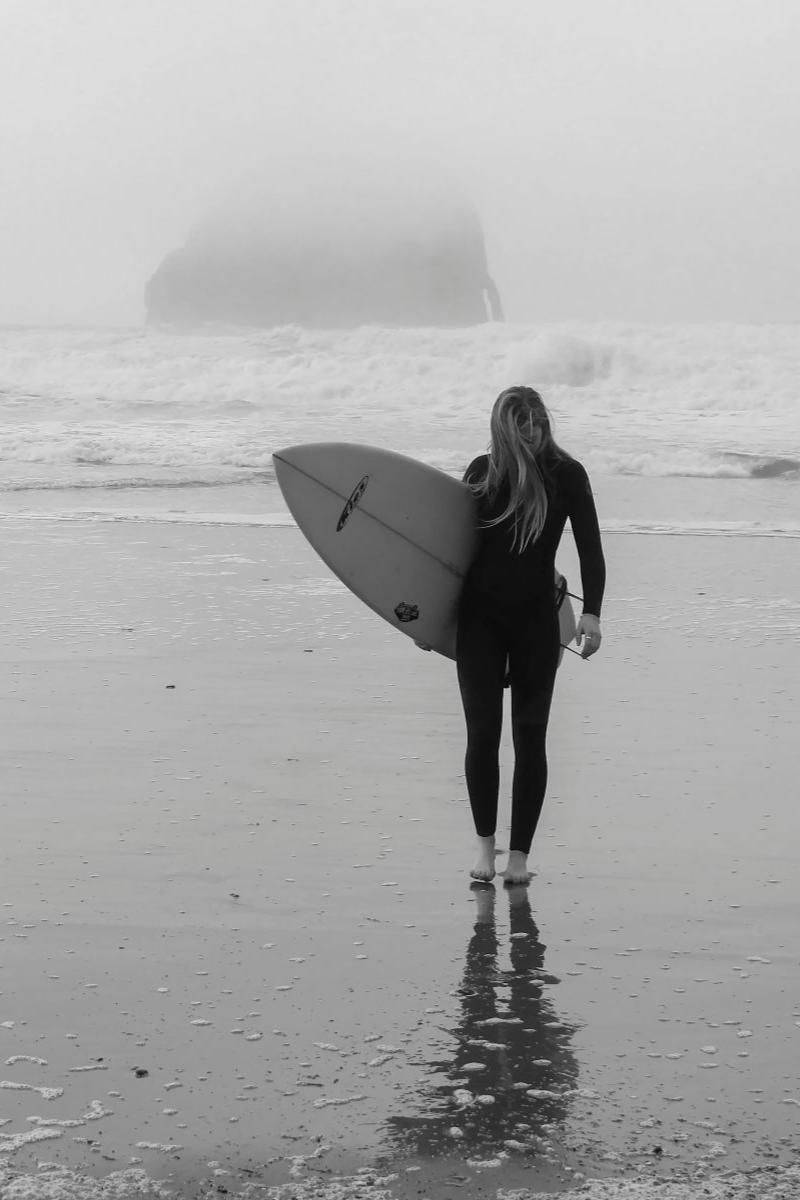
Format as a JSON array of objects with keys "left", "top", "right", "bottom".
[
  {"left": 456, "top": 602, "right": 508, "bottom": 838},
  {"left": 507, "top": 603, "right": 560, "bottom": 854}
]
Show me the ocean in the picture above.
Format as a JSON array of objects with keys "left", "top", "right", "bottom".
[{"left": 1, "top": 322, "right": 798, "bottom": 537}]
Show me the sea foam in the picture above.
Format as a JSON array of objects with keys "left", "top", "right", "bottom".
[{"left": 1, "top": 323, "right": 797, "bottom": 491}]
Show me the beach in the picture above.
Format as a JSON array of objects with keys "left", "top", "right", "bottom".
[
  {"left": 2, "top": 513, "right": 798, "bottom": 1198},
  {"left": 3, "top": 0, "right": 800, "bottom": 1179}
]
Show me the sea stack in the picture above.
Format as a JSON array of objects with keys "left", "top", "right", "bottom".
[{"left": 145, "top": 173, "right": 503, "bottom": 328}]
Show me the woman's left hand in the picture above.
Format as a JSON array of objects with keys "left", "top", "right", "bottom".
[{"left": 576, "top": 614, "right": 602, "bottom": 659}]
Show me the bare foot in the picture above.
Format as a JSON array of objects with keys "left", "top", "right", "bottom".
[
  {"left": 470, "top": 835, "right": 496, "bottom": 883},
  {"left": 502, "top": 850, "right": 532, "bottom": 885}
]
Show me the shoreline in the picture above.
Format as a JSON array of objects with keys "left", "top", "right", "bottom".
[
  {"left": 1, "top": 469, "right": 799, "bottom": 541},
  {"left": 1, "top": 518, "right": 798, "bottom": 1198}
]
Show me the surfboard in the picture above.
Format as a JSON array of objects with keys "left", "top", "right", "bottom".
[{"left": 272, "top": 442, "right": 577, "bottom": 661}]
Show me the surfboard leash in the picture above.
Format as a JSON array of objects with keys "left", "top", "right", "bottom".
[{"left": 563, "top": 588, "right": 590, "bottom": 657}]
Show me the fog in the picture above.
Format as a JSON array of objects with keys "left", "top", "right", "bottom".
[{"left": 2, "top": 0, "right": 799, "bottom": 325}]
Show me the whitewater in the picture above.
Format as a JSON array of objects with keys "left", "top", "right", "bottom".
[{"left": 0, "top": 322, "right": 798, "bottom": 538}]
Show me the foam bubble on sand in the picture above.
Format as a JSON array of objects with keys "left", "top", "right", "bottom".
[
  {"left": 0, "top": 1162, "right": 798, "bottom": 1200},
  {"left": 0, "top": 1127, "right": 64, "bottom": 1158},
  {"left": 26, "top": 1117, "right": 82, "bottom": 1131},
  {"left": 82, "top": 1101, "right": 112, "bottom": 1122},
  {"left": 536, "top": 1166, "right": 800, "bottom": 1200},
  {"left": 0, "top": 1081, "right": 64, "bottom": 1100},
  {"left": 476, "top": 1017, "right": 524, "bottom": 1026},
  {"left": 25, "top": 1101, "right": 112, "bottom": 1133},
  {"left": 467, "top": 1153, "right": 506, "bottom": 1168},
  {"left": 312, "top": 1094, "right": 367, "bottom": 1108},
  {"left": 288, "top": 1144, "right": 330, "bottom": 1177},
  {"left": 0, "top": 1164, "right": 175, "bottom": 1198}
]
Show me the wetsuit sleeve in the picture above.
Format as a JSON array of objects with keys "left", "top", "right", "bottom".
[{"left": 568, "top": 462, "right": 606, "bottom": 617}]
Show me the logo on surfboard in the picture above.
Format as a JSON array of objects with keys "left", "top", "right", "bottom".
[
  {"left": 394, "top": 602, "right": 420, "bottom": 623},
  {"left": 336, "top": 475, "right": 370, "bottom": 531}
]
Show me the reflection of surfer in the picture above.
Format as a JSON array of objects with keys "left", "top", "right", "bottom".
[{"left": 384, "top": 887, "right": 579, "bottom": 1161}]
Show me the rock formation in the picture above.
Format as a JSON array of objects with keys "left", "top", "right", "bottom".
[{"left": 145, "top": 189, "right": 502, "bottom": 328}]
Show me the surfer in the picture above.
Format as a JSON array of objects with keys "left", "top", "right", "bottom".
[{"left": 457, "top": 386, "right": 605, "bottom": 885}]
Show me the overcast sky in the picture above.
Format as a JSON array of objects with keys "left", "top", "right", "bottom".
[{"left": 2, "top": 0, "right": 799, "bottom": 324}]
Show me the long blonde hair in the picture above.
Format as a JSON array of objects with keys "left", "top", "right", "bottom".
[{"left": 471, "top": 386, "right": 564, "bottom": 551}]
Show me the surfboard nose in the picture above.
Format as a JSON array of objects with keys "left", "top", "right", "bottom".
[
  {"left": 273, "top": 442, "right": 326, "bottom": 472},
  {"left": 273, "top": 442, "right": 371, "bottom": 485}
]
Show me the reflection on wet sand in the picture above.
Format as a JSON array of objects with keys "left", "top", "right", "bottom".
[{"left": 383, "top": 885, "right": 580, "bottom": 1163}]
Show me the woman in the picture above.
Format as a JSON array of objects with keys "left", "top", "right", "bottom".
[{"left": 457, "top": 386, "right": 605, "bottom": 885}]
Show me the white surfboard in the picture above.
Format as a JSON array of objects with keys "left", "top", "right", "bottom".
[{"left": 272, "top": 442, "right": 577, "bottom": 661}]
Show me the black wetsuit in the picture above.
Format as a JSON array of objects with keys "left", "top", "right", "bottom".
[{"left": 457, "top": 452, "right": 606, "bottom": 854}]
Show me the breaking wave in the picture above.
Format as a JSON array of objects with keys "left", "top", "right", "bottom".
[{"left": 0, "top": 322, "right": 797, "bottom": 494}]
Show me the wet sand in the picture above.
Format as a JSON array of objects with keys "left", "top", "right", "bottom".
[{"left": 1, "top": 518, "right": 798, "bottom": 1198}]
